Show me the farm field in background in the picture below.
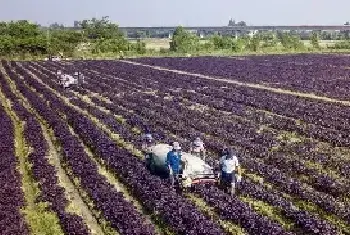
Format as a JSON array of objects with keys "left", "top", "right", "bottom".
[{"left": 1, "top": 54, "right": 350, "bottom": 235}]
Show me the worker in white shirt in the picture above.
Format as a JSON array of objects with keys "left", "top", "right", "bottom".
[
  {"left": 191, "top": 137, "right": 206, "bottom": 161},
  {"left": 219, "top": 148, "right": 242, "bottom": 195}
]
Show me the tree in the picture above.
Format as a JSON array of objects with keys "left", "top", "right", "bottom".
[
  {"left": 0, "top": 18, "right": 144, "bottom": 58},
  {"left": 0, "top": 20, "right": 49, "bottom": 57},
  {"left": 310, "top": 32, "right": 320, "bottom": 49},
  {"left": 48, "top": 29, "right": 82, "bottom": 56},
  {"left": 126, "top": 39, "right": 146, "bottom": 54},
  {"left": 260, "top": 32, "right": 278, "bottom": 48},
  {"left": 170, "top": 26, "right": 199, "bottom": 53},
  {"left": 77, "top": 16, "right": 128, "bottom": 54},
  {"left": 232, "top": 38, "right": 246, "bottom": 52},
  {"left": 278, "top": 33, "right": 304, "bottom": 50},
  {"left": 209, "top": 35, "right": 237, "bottom": 50},
  {"left": 210, "top": 35, "right": 224, "bottom": 49},
  {"left": 0, "top": 35, "right": 14, "bottom": 56},
  {"left": 78, "top": 16, "right": 125, "bottom": 41},
  {"left": 248, "top": 35, "right": 260, "bottom": 52}
]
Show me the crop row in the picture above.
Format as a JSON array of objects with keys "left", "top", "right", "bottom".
[
  {"left": 130, "top": 55, "right": 350, "bottom": 101},
  {"left": 0, "top": 101, "right": 29, "bottom": 235},
  {"left": 11, "top": 61, "right": 300, "bottom": 234},
  {"left": 3, "top": 61, "right": 229, "bottom": 235},
  {"left": 85, "top": 60, "right": 350, "bottom": 182},
  {"left": 34, "top": 60, "right": 350, "bottom": 181},
  {"left": 38, "top": 60, "right": 350, "bottom": 200},
  {"left": 80, "top": 59, "right": 350, "bottom": 152},
  {"left": 0, "top": 72, "right": 91, "bottom": 234},
  {"left": 2, "top": 62, "right": 160, "bottom": 235},
  {"left": 18, "top": 59, "right": 299, "bottom": 235},
  {"left": 27, "top": 60, "right": 348, "bottom": 206},
  {"left": 20, "top": 61, "right": 345, "bottom": 234}
]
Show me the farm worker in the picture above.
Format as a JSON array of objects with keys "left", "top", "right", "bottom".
[
  {"left": 219, "top": 148, "right": 242, "bottom": 195},
  {"left": 220, "top": 146, "right": 229, "bottom": 158},
  {"left": 142, "top": 133, "right": 155, "bottom": 165},
  {"left": 191, "top": 137, "right": 206, "bottom": 161},
  {"left": 168, "top": 141, "right": 174, "bottom": 148},
  {"left": 142, "top": 133, "right": 154, "bottom": 151},
  {"left": 166, "top": 142, "right": 182, "bottom": 187},
  {"left": 216, "top": 146, "right": 229, "bottom": 172}
]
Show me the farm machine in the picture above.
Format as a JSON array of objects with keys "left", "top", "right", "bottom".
[
  {"left": 56, "top": 70, "right": 86, "bottom": 89},
  {"left": 145, "top": 143, "right": 218, "bottom": 191}
]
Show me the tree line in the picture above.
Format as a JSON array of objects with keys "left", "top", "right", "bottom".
[
  {"left": 170, "top": 26, "right": 329, "bottom": 53},
  {"left": 1, "top": 17, "right": 350, "bottom": 59},
  {"left": 0, "top": 17, "right": 146, "bottom": 59}
]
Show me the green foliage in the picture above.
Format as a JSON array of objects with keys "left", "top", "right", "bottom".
[
  {"left": 2, "top": 19, "right": 350, "bottom": 59},
  {"left": 48, "top": 29, "right": 82, "bottom": 56},
  {"left": 210, "top": 35, "right": 236, "bottom": 50},
  {"left": 170, "top": 26, "right": 199, "bottom": 53},
  {"left": 334, "top": 40, "right": 350, "bottom": 49},
  {"left": 260, "top": 33, "right": 278, "bottom": 48},
  {"left": 79, "top": 16, "right": 124, "bottom": 40},
  {"left": 129, "top": 39, "right": 147, "bottom": 54},
  {"left": 232, "top": 38, "right": 247, "bottom": 52},
  {"left": 247, "top": 35, "right": 261, "bottom": 52},
  {"left": 198, "top": 41, "right": 215, "bottom": 52},
  {"left": 0, "top": 21, "right": 47, "bottom": 57},
  {"left": 0, "top": 17, "right": 135, "bottom": 58},
  {"left": 310, "top": 32, "right": 320, "bottom": 49},
  {"left": 159, "top": 47, "right": 169, "bottom": 53},
  {"left": 75, "top": 16, "right": 130, "bottom": 55},
  {"left": 279, "top": 33, "right": 305, "bottom": 50},
  {"left": 209, "top": 35, "right": 250, "bottom": 52},
  {"left": 92, "top": 38, "right": 128, "bottom": 54}
]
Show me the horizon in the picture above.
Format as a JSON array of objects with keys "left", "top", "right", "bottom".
[
  {"left": 1, "top": 0, "right": 350, "bottom": 27},
  {"left": 40, "top": 22, "right": 350, "bottom": 28}
]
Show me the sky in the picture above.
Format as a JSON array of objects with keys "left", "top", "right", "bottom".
[{"left": 0, "top": 0, "right": 349, "bottom": 27}]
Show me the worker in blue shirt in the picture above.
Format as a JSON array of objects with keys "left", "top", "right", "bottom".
[{"left": 166, "top": 142, "right": 182, "bottom": 187}]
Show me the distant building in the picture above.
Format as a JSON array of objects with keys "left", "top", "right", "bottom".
[
  {"left": 228, "top": 18, "right": 236, "bottom": 26},
  {"left": 228, "top": 18, "right": 246, "bottom": 27}
]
